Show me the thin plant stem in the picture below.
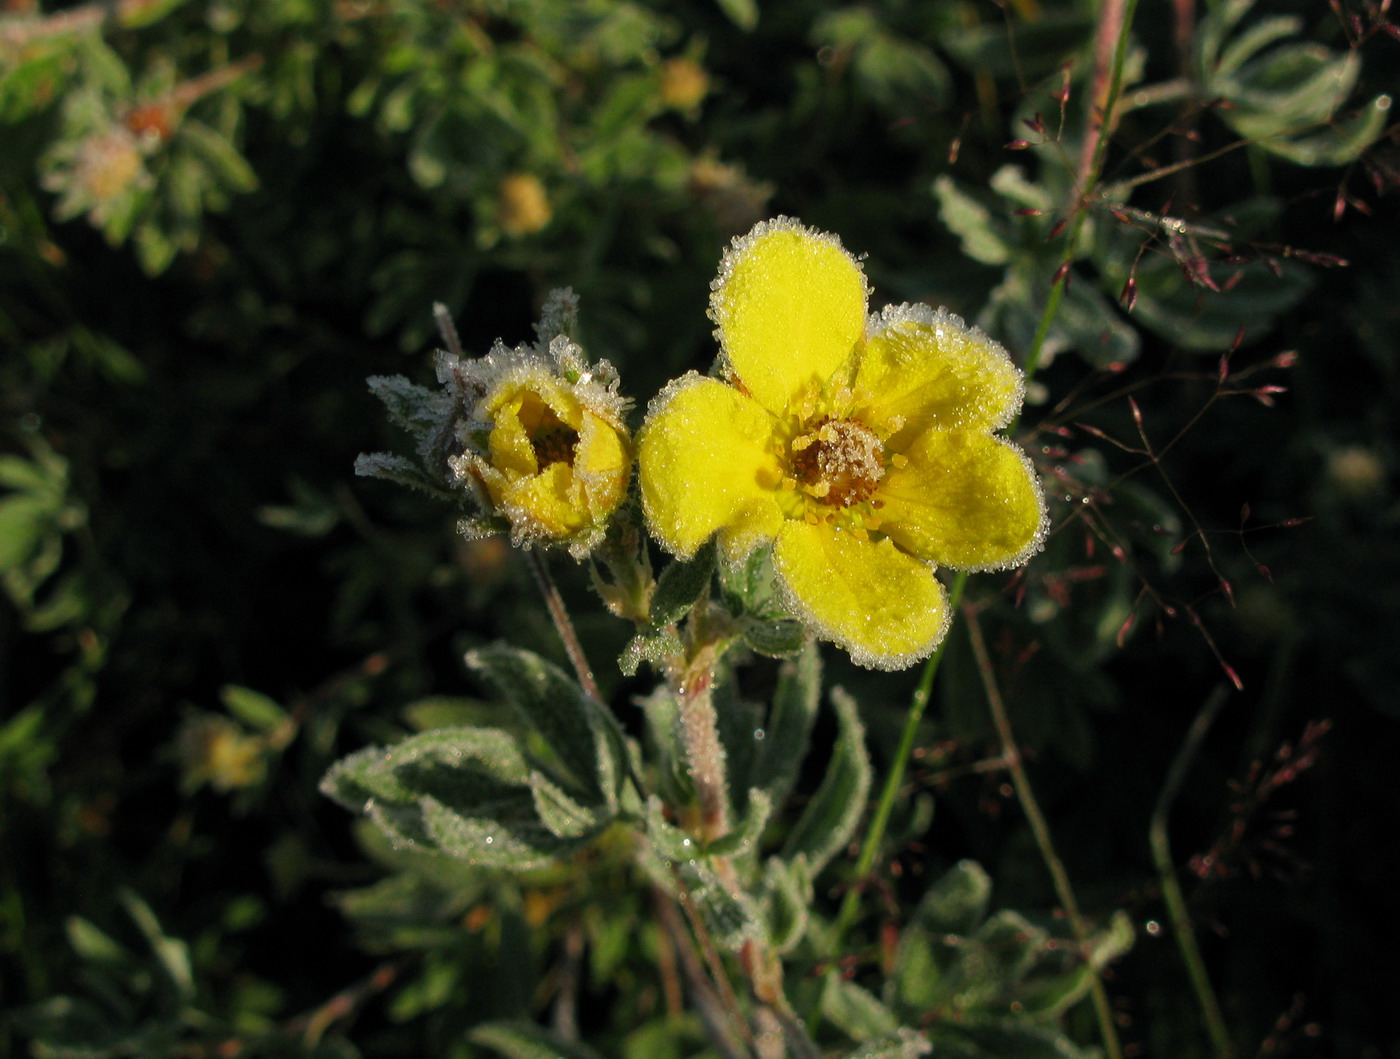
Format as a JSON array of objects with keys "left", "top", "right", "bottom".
[
  {"left": 525, "top": 548, "right": 601, "bottom": 701},
  {"left": 1025, "top": 0, "right": 1141, "bottom": 381},
  {"left": 1150, "top": 685, "right": 1235, "bottom": 1059},
  {"left": 965, "top": 605, "right": 1123, "bottom": 1059},
  {"left": 832, "top": 571, "right": 967, "bottom": 944},
  {"left": 652, "top": 884, "right": 751, "bottom": 1059}
]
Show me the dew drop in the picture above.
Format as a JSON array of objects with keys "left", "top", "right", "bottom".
[
  {"left": 753, "top": 728, "right": 766, "bottom": 741},
  {"left": 483, "top": 835, "right": 494, "bottom": 845}
]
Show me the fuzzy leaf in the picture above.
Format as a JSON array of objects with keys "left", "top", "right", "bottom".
[
  {"left": 780, "top": 687, "right": 871, "bottom": 874},
  {"left": 648, "top": 539, "right": 715, "bottom": 627},
  {"left": 465, "top": 644, "right": 624, "bottom": 807},
  {"left": 751, "top": 642, "right": 820, "bottom": 813},
  {"left": 740, "top": 616, "right": 807, "bottom": 657},
  {"left": 354, "top": 452, "right": 453, "bottom": 498},
  {"left": 822, "top": 974, "right": 900, "bottom": 1040},
  {"left": 761, "top": 854, "right": 812, "bottom": 953},
  {"left": 471, "top": 1020, "right": 609, "bottom": 1059}
]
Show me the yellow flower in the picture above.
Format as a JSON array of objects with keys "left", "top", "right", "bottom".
[
  {"left": 497, "top": 173, "right": 553, "bottom": 236},
  {"left": 638, "top": 218, "right": 1046, "bottom": 669},
  {"left": 659, "top": 57, "right": 709, "bottom": 112},
  {"left": 447, "top": 292, "right": 632, "bottom": 558}
]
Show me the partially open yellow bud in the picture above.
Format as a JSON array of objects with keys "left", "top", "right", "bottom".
[
  {"left": 463, "top": 368, "right": 631, "bottom": 553},
  {"left": 442, "top": 291, "right": 633, "bottom": 558}
]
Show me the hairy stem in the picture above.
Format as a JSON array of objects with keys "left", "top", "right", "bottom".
[
  {"left": 965, "top": 605, "right": 1123, "bottom": 1059},
  {"left": 1150, "top": 685, "right": 1235, "bottom": 1059},
  {"left": 675, "top": 641, "right": 730, "bottom": 842}
]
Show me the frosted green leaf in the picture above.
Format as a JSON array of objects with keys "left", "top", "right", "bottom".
[{"left": 780, "top": 687, "right": 871, "bottom": 874}]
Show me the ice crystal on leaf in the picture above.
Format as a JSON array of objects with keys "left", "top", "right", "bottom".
[{"left": 637, "top": 218, "right": 1046, "bottom": 669}]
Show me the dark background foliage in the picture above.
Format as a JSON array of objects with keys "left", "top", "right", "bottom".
[{"left": 2, "top": 0, "right": 1398, "bottom": 1056}]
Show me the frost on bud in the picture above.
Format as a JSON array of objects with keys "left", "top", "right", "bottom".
[{"left": 357, "top": 290, "right": 633, "bottom": 560}]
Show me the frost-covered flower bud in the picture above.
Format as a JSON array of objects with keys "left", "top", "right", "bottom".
[
  {"left": 357, "top": 290, "right": 632, "bottom": 560},
  {"left": 447, "top": 323, "right": 631, "bottom": 558}
]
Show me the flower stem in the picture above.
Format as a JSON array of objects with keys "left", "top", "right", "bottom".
[
  {"left": 675, "top": 641, "right": 730, "bottom": 842},
  {"left": 831, "top": 570, "right": 967, "bottom": 945},
  {"left": 965, "top": 605, "right": 1123, "bottom": 1059},
  {"left": 1150, "top": 685, "right": 1236, "bottom": 1059},
  {"left": 525, "top": 548, "right": 600, "bottom": 701}
]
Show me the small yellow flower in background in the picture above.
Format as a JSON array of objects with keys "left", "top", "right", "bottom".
[
  {"left": 446, "top": 290, "right": 632, "bottom": 559},
  {"left": 178, "top": 715, "right": 266, "bottom": 793},
  {"left": 659, "top": 57, "right": 709, "bottom": 112},
  {"left": 638, "top": 217, "right": 1046, "bottom": 670},
  {"left": 497, "top": 173, "right": 553, "bottom": 236}
]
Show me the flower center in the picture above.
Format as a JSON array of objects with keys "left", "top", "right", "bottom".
[
  {"left": 531, "top": 419, "right": 580, "bottom": 468},
  {"left": 789, "top": 416, "right": 884, "bottom": 507}
]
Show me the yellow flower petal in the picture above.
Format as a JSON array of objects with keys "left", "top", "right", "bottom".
[
  {"left": 574, "top": 409, "right": 631, "bottom": 515},
  {"left": 877, "top": 429, "right": 1046, "bottom": 571},
  {"left": 854, "top": 305, "right": 1024, "bottom": 448},
  {"left": 501, "top": 461, "right": 583, "bottom": 539},
  {"left": 638, "top": 373, "right": 784, "bottom": 561},
  {"left": 773, "top": 521, "right": 950, "bottom": 670},
  {"left": 711, "top": 218, "right": 868, "bottom": 414}
]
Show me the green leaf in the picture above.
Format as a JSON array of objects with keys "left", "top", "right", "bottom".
[
  {"left": 760, "top": 854, "right": 811, "bottom": 953},
  {"left": 913, "top": 860, "right": 992, "bottom": 938},
  {"left": 941, "top": 13, "right": 1094, "bottom": 78},
  {"left": 780, "top": 687, "right": 871, "bottom": 875},
  {"left": 740, "top": 616, "right": 807, "bottom": 658},
  {"left": 0, "top": 455, "right": 57, "bottom": 495},
  {"left": 219, "top": 685, "right": 288, "bottom": 733},
  {"left": 416, "top": 794, "right": 577, "bottom": 869},
  {"left": 471, "top": 1020, "right": 610, "bottom": 1059},
  {"left": 0, "top": 494, "right": 55, "bottom": 571},
  {"left": 180, "top": 120, "right": 258, "bottom": 194},
  {"left": 704, "top": 787, "right": 772, "bottom": 857},
  {"left": 354, "top": 452, "right": 454, "bottom": 498},
  {"left": 529, "top": 770, "right": 604, "bottom": 840},
  {"left": 934, "top": 175, "right": 1012, "bottom": 266},
  {"left": 119, "top": 889, "right": 194, "bottom": 1003},
  {"left": 321, "top": 726, "right": 532, "bottom": 812},
  {"left": 821, "top": 975, "right": 899, "bottom": 1040},
  {"left": 888, "top": 861, "right": 991, "bottom": 1015},
  {"left": 619, "top": 627, "right": 683, "bottom": 677},
  {"left": 714, "top": 0, "right": 758, "bottom": 32},
  {"left": 751, "top": 642, "right": 820, "bottom": 812},
  {"left": 841, "top": 1030, "right": 933, "bottom": 1058},
  {"left": 648, "top": 540, "right": 715, "bottom": 627},
  {"left": 465, "top": 643, "right": 624, "bottom": 806},
  {"left": 65, "top": 916, "right": 126, "bottom": 966}
]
